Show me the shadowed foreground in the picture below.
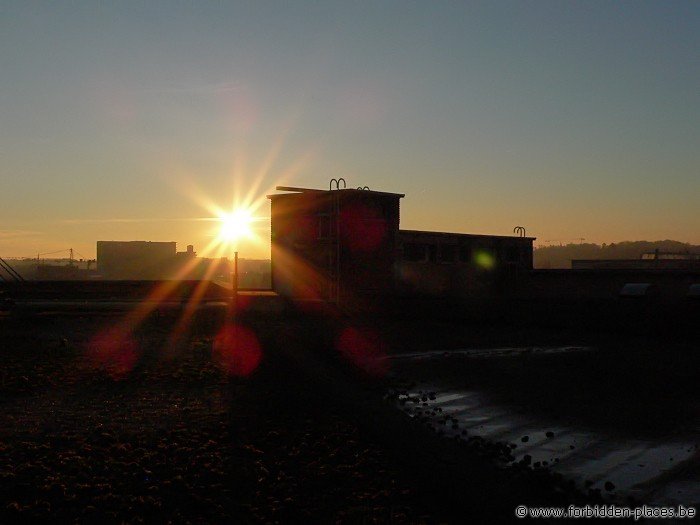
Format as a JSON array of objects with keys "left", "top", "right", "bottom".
[{"left": 0, "top": 310, "right": 590, "bottom": 523}]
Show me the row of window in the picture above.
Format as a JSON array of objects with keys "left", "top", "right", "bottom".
[{"left": 402, "top": 242, "right": 522, "bottom": 264}]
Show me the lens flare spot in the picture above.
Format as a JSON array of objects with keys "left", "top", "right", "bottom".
[
  {"left": 340, "top": 203, "right": 387, "bottom": 252},
  {"left": 474, "top": 250, "right": 495, "bottom": 270},
  {"left": 336, "top": 327, "right": 388, "bottom": 377},
  {"left": 87, "top": 330, "right": 140, "bottom": 380},
  {"left": 213, "top": 323, "right": 262, "bottom": 376}
]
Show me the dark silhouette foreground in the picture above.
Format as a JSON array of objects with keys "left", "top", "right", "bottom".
[{"left": 0, "top": 309, "right": 632, "bottom": 523}]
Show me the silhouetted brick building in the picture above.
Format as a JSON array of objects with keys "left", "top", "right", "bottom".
[
  {"left": 97, "top": 241, "right": 177, "bottom": 280},
  {"left": 396, "top": 229, "right": 533, "bottom": 298},
  {"left": 96, "top": 241, "right": 231, "bottom": 281},
  {"left": 268, "top": 184, "right": 534, "bottom": 302}
]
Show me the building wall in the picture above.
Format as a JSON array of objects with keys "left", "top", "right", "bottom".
[
  {"left": 395, "top": 230, "right": 534, "bottom": 297},
  {"left": 572, "top": 259, "right": 700, "bottom": 270},
  {"left": 96, "top": 241, "right": 264, "bottom": 283},
  {"left": 269, "top": 187, "right": 535, "bottom": 301},
  {"left": 97, "top": 241, "right": 177, "bottom": 280},
  {"left": 270, "top": 189, "right": 402, "bottom": 301},
  {"left": 270, "top": 192, "right": 332, "bottom": 299},
  {"left": 528, "top": 269, "right": 700, "bottom": 300},
  {"left": 337, "top": 191, "right": 401, "bottom": 300}
]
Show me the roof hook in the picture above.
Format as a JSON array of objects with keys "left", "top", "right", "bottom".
[
  {"left": 513, "top": 226, "right": 526, "bottom": 237},
  {"left": 329, "top": 178, "right": 347, "bottom": 190}
]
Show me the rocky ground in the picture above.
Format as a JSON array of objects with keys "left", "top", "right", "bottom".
[{"left": 0, "top": 309, "right": 598, "bottom": 524}]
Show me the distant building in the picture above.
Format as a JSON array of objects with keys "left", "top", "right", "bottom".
[
  {"left": 236, "top": 259, "right": 272, "bottom": 289},
  {"left": 174, "top": 244, "right": 197, "bottom": 261},
  {"left": 97, "top": 241, "right": 177, "bottom": 279},
  {"left": 36, "top": 263, "right": 92, "bottom": 280},
  {"left": 572, "top": 250, "right": 700, "bottom": 270},
  {"left": 96, "top": 241, "right": 232, "bottom": 281},
  {"left": 268, "top": 184, "right": 534, "bottom": 302}
]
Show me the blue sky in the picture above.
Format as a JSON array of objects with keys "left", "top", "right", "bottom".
[{"left": 1, "top": 1, "right": 698, "bottom": 258}]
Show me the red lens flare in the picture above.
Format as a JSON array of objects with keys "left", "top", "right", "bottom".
[
  {"left": 213, "top": 323, "right": 262, "bottom": 377},
  {"left": 87, "top": 330, "right": 140, "bottom": 380},
  {"left": 336, "top": 327, "right": 389, "bottom": 377},
  {"left": 340, "top": 203, "right": 387, "bottom": 253}
]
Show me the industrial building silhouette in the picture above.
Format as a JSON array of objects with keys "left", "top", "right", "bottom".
[
  {"left": 268, "top": 182, "right": 534, "bottom": 302},
  {"left": 96, "top": 241, "right": 231, "bottom": 281}
]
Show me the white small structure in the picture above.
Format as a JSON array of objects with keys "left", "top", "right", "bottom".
[
  {"left": 619, "top": 283, "right": 656, "bottom": 297},
  {"left": 687, "top": 284, "right": 700, "bottom": 298}
]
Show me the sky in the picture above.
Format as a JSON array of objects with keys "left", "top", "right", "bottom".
[{"left": 1, "top": 1, "right": 698, "bottom": 260}]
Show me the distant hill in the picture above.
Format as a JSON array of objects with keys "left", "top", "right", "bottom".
[{"left": 534, "top": 240, "right": 700, "bottom": 269}]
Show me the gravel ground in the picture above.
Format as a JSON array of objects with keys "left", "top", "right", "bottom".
[{"left": 0, "top": 310, "right": 597, "bottom": 523}]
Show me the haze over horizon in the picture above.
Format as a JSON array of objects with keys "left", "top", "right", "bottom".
[{"left": 2, "top": 1, "right": 699, "bottom": 259}]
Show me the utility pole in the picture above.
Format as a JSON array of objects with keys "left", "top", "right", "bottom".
[{"left": 232, "top": 251, "right": 239, "bottom": 317}]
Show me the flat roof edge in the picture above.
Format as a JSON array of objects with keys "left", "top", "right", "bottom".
[
  {"left": 268, "top": 187, "right": 405, "bottom": 199},
  {"left": 399, "top": 229, "right": 536, "bottom": 241}
]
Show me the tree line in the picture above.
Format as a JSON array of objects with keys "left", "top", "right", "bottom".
[{"left": 534, "top": 240, "right": 700, "bottom": 269}]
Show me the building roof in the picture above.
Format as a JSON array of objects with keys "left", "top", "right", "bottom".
[
  {"left": 399, "top": 229, "right": 536, "bottom": 241},
  {"left": 267, "top": 186, "right": 405, "bottom": 199},
  {"left": 97, "top": 240, "right": 177, "bottom": 244}
]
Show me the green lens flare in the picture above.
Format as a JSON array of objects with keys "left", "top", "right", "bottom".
[{"left": 474, "top": 250, "right": 495, "bottom": 270}]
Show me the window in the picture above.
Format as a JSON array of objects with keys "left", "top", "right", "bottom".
[
  {"left": 427, "top": 244, "right": 437, "bottom": 263},
  {"left": 440, "top": 244, "right": 457, "bottom": 263},
  {"left": 459, "top": 245, "right": 472, "bottom": 263},
  {"left": 403, "top": 243, "right": 427, "bottom": 262},
  {"left": 506, "top": 246, "right": 520, "bottom": 263}
]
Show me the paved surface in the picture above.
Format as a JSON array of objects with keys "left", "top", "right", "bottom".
[{"left": 389, "top": 346, "right": 700, "bottom": 508}]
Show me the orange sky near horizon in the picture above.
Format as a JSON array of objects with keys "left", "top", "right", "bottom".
[{"left": 2, "top": 3, "right": 699, "bottom": 260}]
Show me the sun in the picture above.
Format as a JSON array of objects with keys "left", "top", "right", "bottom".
[{"left": 218, "top": 208, "right": 254, "bottom": 242}]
